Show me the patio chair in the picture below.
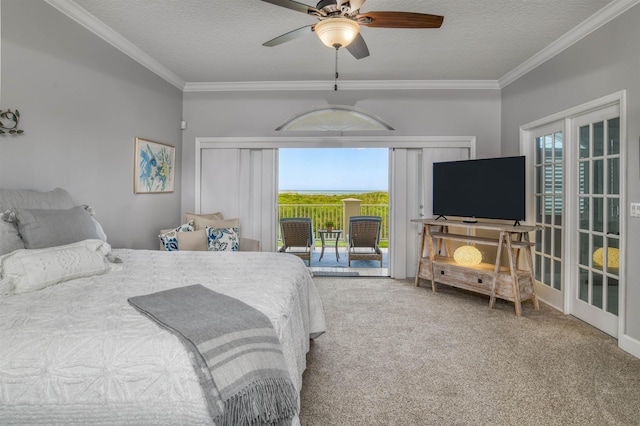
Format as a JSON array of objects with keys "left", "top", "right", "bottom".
[
  {"left": 347, "top": 216, "right": 383, "bottom": 267},
  {"left": 279, "top": 218, "right": 315, "bottom": 266}
]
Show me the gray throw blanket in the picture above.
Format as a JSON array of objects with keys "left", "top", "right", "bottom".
[{"left": 128, "top": 284, "right": 298, "bottom": 425}]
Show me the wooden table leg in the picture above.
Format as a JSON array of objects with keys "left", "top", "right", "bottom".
[
  {"left": 415, "top": 224, "right": 427, "bottom": 287},
  {"left": 489, "top": 231, "right": 505, "bottom": 310},
  {"left": 428, "top": 225, "right": 437, "bottom": 292},
  {"left": 523, "top": 233, "right": 539, "bottom": 310},
  {"left": 505, "top": 234, "right": 522, "bottom": 317}
]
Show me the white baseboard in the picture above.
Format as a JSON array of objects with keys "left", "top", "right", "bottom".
[{"left": 619, "top": 334, "right": 640, "bottom": 360}]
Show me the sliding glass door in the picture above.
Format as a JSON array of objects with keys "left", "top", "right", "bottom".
[
  {"left": 199, "top": 148, "right": 278, "bottom": 250},
  {"left": 389, "top": 147, "right": 469, "bottom": 278}
]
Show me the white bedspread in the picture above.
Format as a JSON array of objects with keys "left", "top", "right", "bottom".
[{"left": 0, "top": 249, "right": 325, "bottom": 425}]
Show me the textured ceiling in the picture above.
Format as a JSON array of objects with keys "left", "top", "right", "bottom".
[{"left": 68, "top": 0, "right": 615, "bottom": 85}]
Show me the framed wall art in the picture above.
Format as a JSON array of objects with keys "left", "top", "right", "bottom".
[{"left": 134, "top": 137, "right": 175, "bottom": 194}]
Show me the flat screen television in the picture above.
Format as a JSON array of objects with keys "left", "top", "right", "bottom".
[{"left": 432, "top": 156, "right": 526, "bottom": 223}]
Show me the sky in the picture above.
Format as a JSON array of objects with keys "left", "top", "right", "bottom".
[{"left": 279, "top": 148, "right": 388, "bottom": 191}]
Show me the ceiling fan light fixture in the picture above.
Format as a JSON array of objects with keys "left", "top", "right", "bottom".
[{"left": 315, "top": 17, "right": 360, "bottom": 48}]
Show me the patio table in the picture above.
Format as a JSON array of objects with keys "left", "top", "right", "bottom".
[{"left": 318, "top": 229, "right": 342, "bottom": 262}]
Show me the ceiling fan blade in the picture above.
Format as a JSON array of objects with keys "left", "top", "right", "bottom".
[
  {"left": 263, "top": 25, "right": 315, "bottom": 47},
  {"left": 261, "top": 0, "right": 321, "bottom": 16},
  {"left": 357, "top": 11, "right": 444, "bottom": 28},
  {"left": 346, "top": 33, "right": 369, "bottom": 59}
]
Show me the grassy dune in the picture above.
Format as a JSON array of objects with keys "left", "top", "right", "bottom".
[{"left": 278, "top": 191, "right": 388, "bottom": 204}]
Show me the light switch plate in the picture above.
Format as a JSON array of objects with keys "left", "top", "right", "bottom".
[{"left": 631, "top": 203, "right": 640, "bottom": 218}]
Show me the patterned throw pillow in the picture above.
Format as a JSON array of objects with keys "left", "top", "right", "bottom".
[
  {"left": 159, "top": 220, "right": 194, "bottom": 251},
  {"left": 206, "top": 226, "right": 239, "bottom": 252}
]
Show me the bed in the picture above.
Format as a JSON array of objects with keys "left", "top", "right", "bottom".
[{"left": 0, "top": 189, "right": 326, "bottom": 425}]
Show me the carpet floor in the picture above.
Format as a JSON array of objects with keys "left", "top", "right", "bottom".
[{"left": 300, "top": 277, "right": 640, "bottom": 425}]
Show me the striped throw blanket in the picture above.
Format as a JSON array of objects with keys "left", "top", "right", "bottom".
[{"left": 128, "top": 284, "right": 298, "bottom": 425}]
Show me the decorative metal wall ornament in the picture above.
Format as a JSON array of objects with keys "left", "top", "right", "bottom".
[{"left": 0, "top": 109, "right": 24, "bottom": 134}]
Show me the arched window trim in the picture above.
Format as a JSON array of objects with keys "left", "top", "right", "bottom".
[{"left": 276, "top": 105, "right": 394, "bottom": 131}]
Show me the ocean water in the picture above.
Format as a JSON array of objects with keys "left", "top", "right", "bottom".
[{"left": 279, "top": 189, "right": 387, "bottom": 195}]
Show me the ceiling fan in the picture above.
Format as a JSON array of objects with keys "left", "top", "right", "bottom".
[{"left": 261, "top": 0, "right": 444, "bottom": 59}]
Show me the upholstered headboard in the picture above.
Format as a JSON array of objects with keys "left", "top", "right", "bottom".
[{"left": 0, "top": 188, "right": 75, "bottom": 210}]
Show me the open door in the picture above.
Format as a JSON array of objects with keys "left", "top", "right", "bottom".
[{"left": 389, "top": 147, "right": 470, "bottom": 279}]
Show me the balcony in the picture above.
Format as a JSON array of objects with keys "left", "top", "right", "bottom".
[{"left": 278, "top": 203, "right": 389, "bottom": 246}]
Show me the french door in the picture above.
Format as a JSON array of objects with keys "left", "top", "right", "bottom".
[
  {"left": 570, "top": 105, "right": 621, "bottom": 337},
  {"left": 523, "top": 92, "right": 625, "bottom": 339},
  {"left": 531, "top": 122, "right": 565, "bottom": 309}
]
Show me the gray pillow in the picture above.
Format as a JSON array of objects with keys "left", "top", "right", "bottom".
[
  {"left": 0, "top": 219, "right": 23, "bottom": 256},
  {"left": 0, "top": 188, "right": 77, "bottom": 256},
  {"left": 14, "top": 206, "right": 102, "bottom": 249}
]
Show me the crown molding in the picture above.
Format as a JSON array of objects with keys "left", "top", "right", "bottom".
[
  {"left": 183, "top": 80, "right": 500, "bottom": 92},
  {"left": 44, "top": 0, "right": 185, "bottom": 90},
  {"left": 45, "top": 0, "right": 638, "bottom": 93},
  {"left": 498, "top": 0, "right": 640, "bottom": 88}
]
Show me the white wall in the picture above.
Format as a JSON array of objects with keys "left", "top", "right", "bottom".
[
  {"left": 501, "top": 5, "right": 640, "bottom": 344},
  {"left": 0, "top": 0, "right": 184, "bottom": 249},
  {"left": 181, "top": 89, "right": 501, "bottom": 217}
]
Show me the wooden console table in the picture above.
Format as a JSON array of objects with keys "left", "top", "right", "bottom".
[{"left": 411, "top": 218, "right": 540, "bottom": 317}]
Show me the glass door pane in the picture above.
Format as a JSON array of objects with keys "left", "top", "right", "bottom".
[
  {"left": 534, "top": 130, "right": 563, "bottom": 294},
  {"left": 574, "top": 114, "right": 620, "bottom": 334}
]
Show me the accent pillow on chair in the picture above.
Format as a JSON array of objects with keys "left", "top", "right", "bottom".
[
  {"left": 193, "top": 217, "right": 239, "bottom": 231},
  {"left": 158, "top": 221, "right": 195, "bottom": 251},
  {"left": 176, "top": 230, "right": 208, "bottom": 251},
  {"left": 159, "top": 216, "right": 260, "bottom": 252},
  {"left": 206, "top": 226, "right": 239, "bottom": 251},
  {"left": 184, "top": 212, "right": 223, "bottom": 228}
]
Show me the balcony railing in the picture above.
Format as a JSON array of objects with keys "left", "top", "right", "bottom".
[{"left": 278, "top": 204, "right": 389, "bottom": 243}]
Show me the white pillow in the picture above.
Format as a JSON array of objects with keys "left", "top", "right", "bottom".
[{"left": 0, "top": 239, "right": 112, "bottom": 296}]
